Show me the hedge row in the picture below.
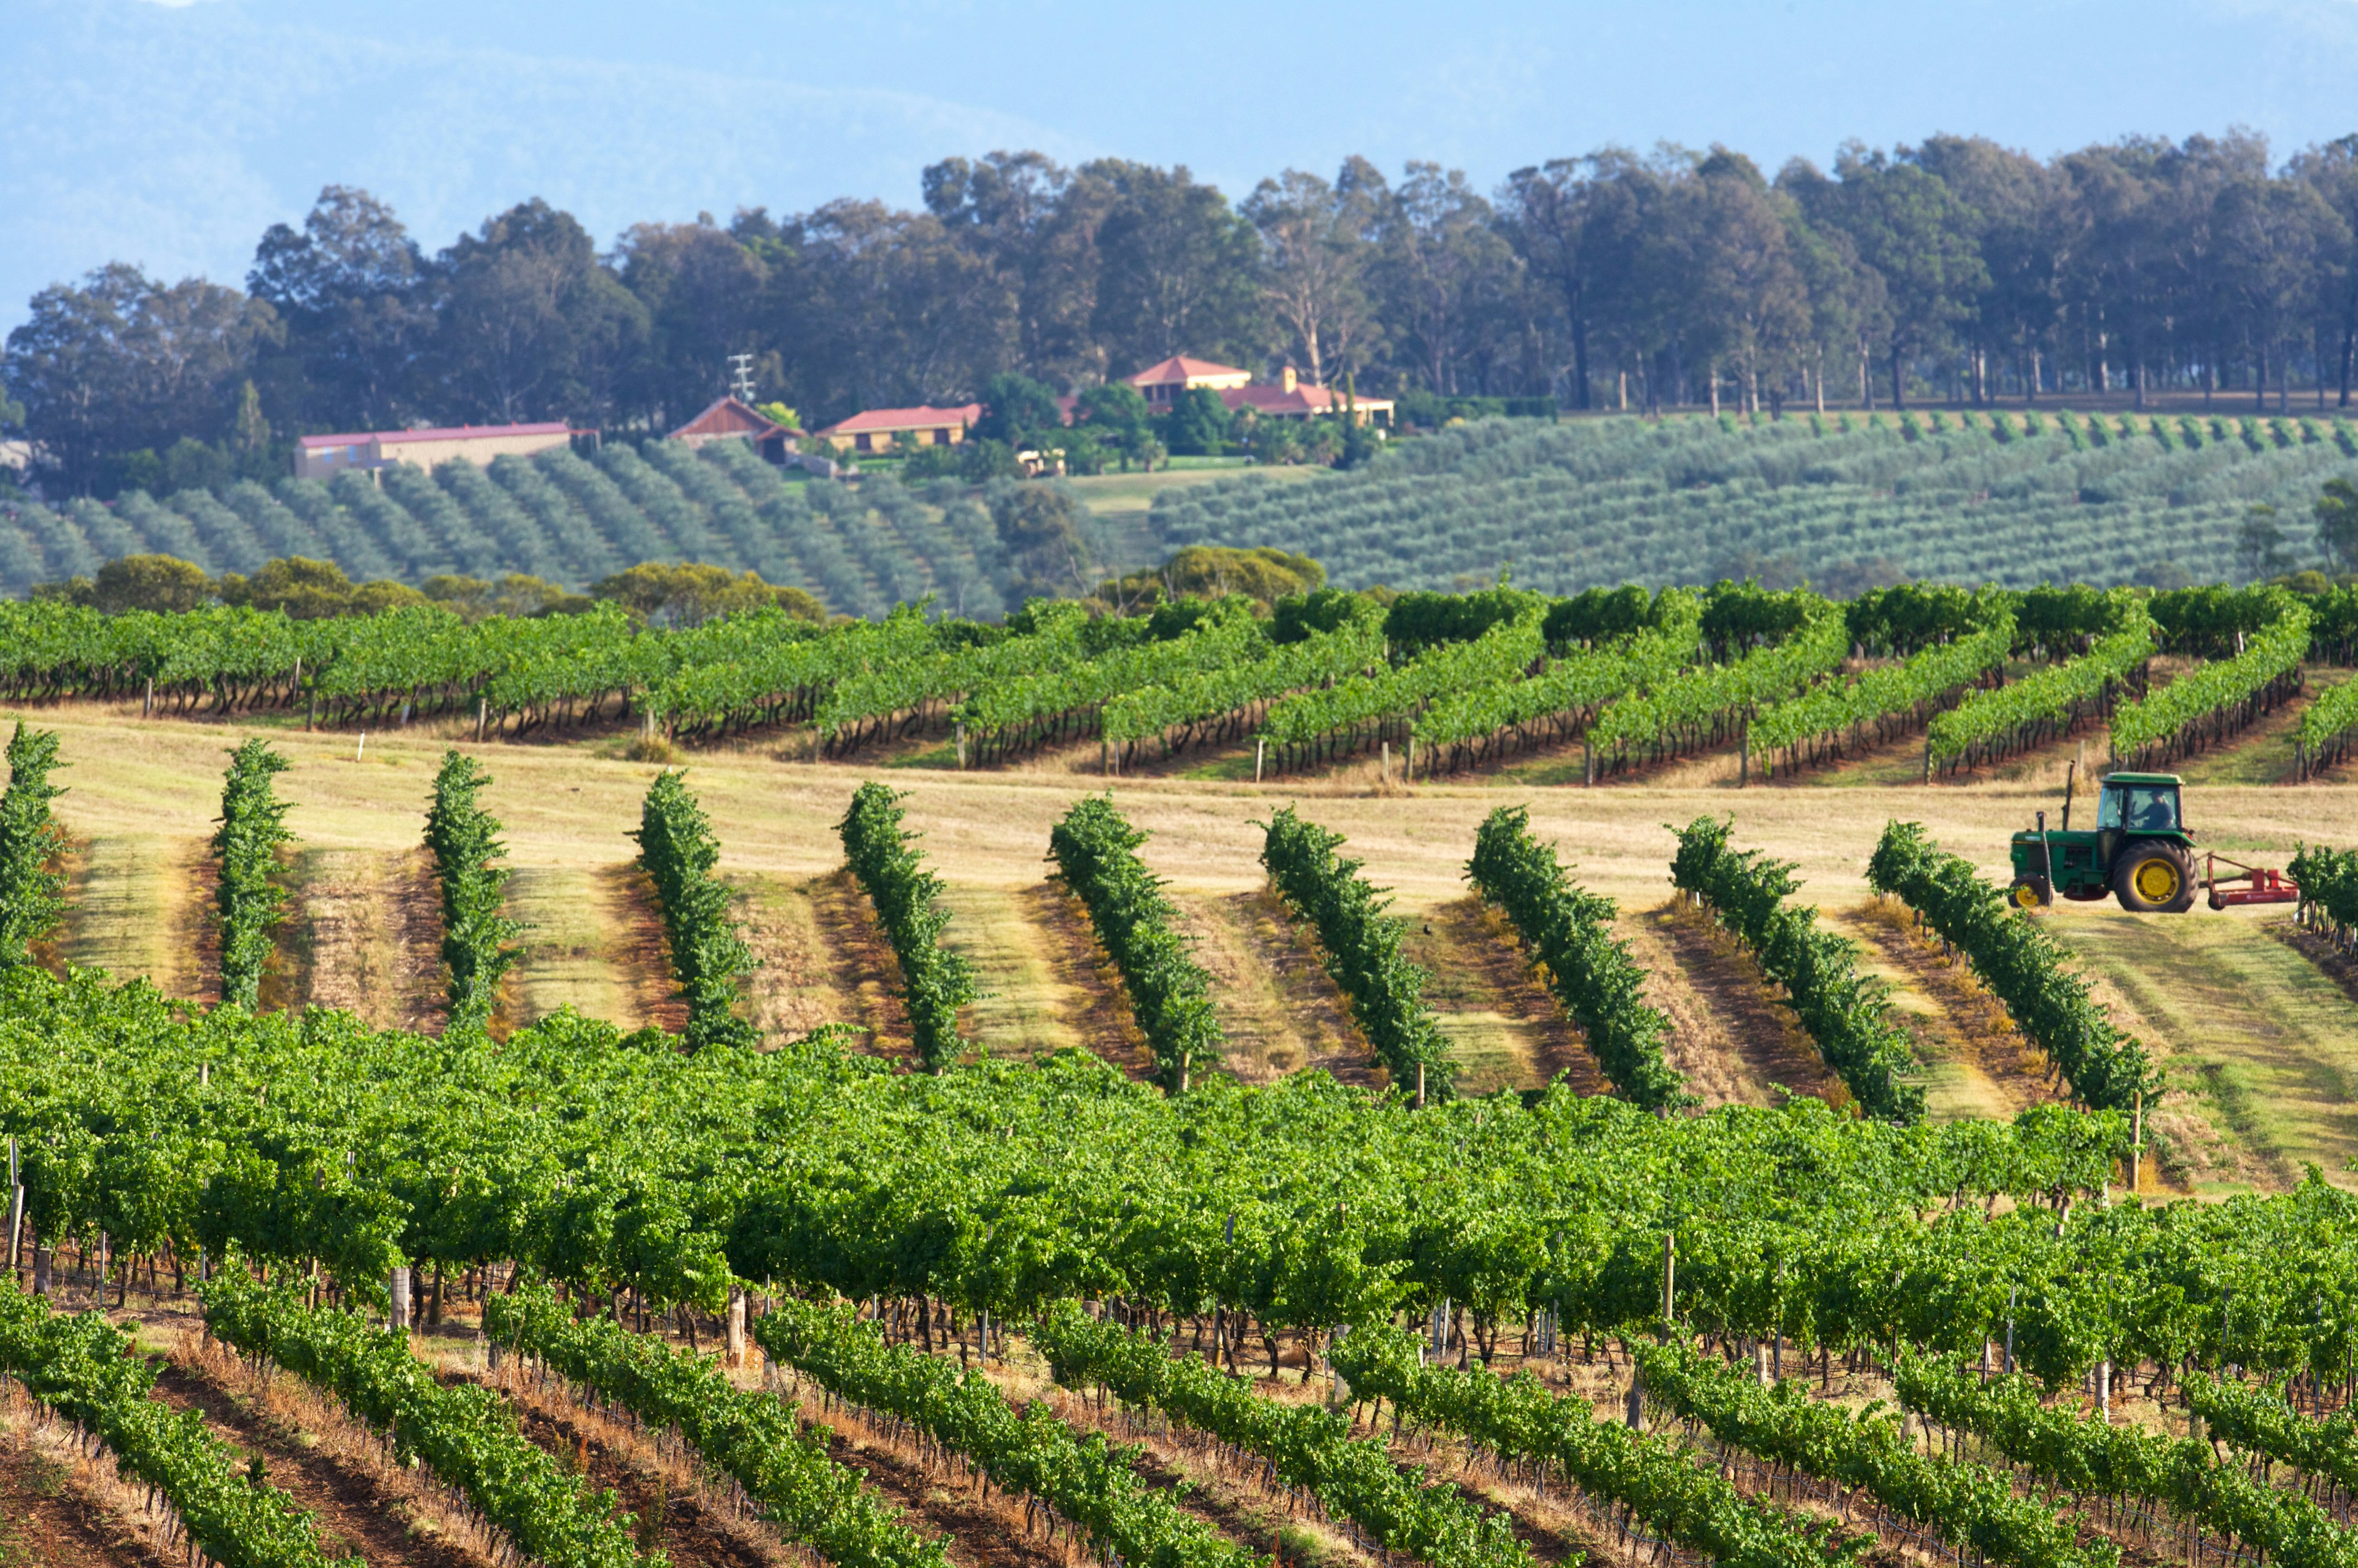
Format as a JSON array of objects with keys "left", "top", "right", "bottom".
[
  {"left": 214, "top": 739, "right": 294, "bottom": 1008},
  {"left": 1465, "top": 805, "right": 1683, "bottom": 1108}
]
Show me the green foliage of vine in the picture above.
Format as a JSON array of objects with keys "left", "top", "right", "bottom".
[
  {"left": 1867, "top": 821, "right": 2156, "bottom": 1111},
  {"left": 213, "top": 738, "right": 292, "bottom": 1008},
  {"left": 1466, "top": 805, "right": 1683, "bottom": 1108},
  {"left": 633, "top": 769, "right": 757, "bottom": 1050},
  {"left": 425, "top": 748, "right": 521, "bottom": 1031},
  {"left": 1049, "top": 797, "right": 1221, "bottom": 1090},
  {"left": 0, "top": 722, "right": 67, "bottom": 968},
  {"left": 1033, "top": 1304, "right": 1529, "bottom": 1568},
  {"left": 755, "top": 1296, "right": 1263, "bottom": 1568},
  {"left": 0, "top": 1276, "right": 357, "bottom": 1568},
  {"left": 486, "top": 1281, "right": 946, "bottom": 1568},
  {"left": 203, "top": 1268, "right": 659, "bottom": 1568},
  {"left": 839, "top": 782, "right": 975, "bottom": 1069},
  {"left": 1671, "top": 816, "right": 1923, "bottom": 1122},
  {"left": 1259, "top": 806, "right": 1452, "bottom": 1098}
]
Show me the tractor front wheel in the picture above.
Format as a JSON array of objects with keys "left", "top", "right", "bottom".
[
  {"left": 2114, "top": 842, "right": 2196, "bottom": 913},
  {"left": 2009, "top": 877, "right": 2051, "bottom": 909}
]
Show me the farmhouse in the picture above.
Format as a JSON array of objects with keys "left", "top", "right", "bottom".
[
  {"left": 1224, "top": 367, "right": 1393, "bottom": 426},
  {"left": 296, "top": 421, "right": 572, "bottom": 480},
  {"left": 1122, "top": 358, "right": 1392, "bottom": 425},
  {"left": 811, "top": 404, "right": 982, "bottom": 454},
  {"left": 1123, "top": 355, "right": 1253, "bottom": 407},
  {"left": 667, "top": 396, "right": 804, "bottom": 464}
]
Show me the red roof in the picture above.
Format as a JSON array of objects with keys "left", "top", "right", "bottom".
[
  {"left": 1220, "top": 385, "right": 1393, "bottom": 416},
  {"left": 814, "top": 404, "right": 981, "bottom": 437},
  {"left": 298, "top": 422, "right": 569, "bottom": 449},
  {"left": 669, "top": 397, "right": 803, "bottom": 441},
  {"left": 1125, "top": 356, "right": 1250, "bottom": 386}
]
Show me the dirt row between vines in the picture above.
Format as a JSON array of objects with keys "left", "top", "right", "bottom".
[{"left": 21, "top": 706, "right": 2358, "bottom": 1187}]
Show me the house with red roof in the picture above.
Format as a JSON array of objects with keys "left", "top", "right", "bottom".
[
  {"left": 1221, "top": 367, "right": 1393, "bottom": 426},
  {"left": 811, "top": 404, "right": 982, "bottom": 455},
  {"left": 1120, "top": 357, "right": 1391, "bottom": 426},
  {"left": 668, "top": 396, "right": 804, "bottom": 464},
  {"left": 1123, "top": 355, "right": 1253, "bottom": 408},
  {"left": 295, "top": 421, "right": 574, "bottom": 480}
]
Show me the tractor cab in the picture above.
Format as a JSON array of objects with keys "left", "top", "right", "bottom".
[{"left": 2009, "top": 771, "right": 2198, "bottom": 913}]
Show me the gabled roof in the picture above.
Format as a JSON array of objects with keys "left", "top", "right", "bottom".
[
  {"left": 814, "top": 404, "right": 982, "bottom": 437},
  {"left": 1220, "top": 384, "right": 1395, "bottom": 416},
  {"left": 1124, "top": 356, "right": 1251, "bottom": 387},
  {"left": 298, "top": 422, "right": 570, "bottom": 449},
  {"left": 669, "top": 397, "right": 803, "bottom": 441}
]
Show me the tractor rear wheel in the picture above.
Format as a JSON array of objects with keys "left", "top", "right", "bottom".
[
  {"left": 2009, "top": 877, "right": 2050, "bottom": 909},
  {"left": 2114, "top": 842, "right": 2196, "bottom": 913}
]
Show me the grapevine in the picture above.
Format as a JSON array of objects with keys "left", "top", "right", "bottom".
[
  {"left": 214, "top": 738, "right": 293, "bottom": 1008},
  {"left": 1048, "top": 796, "right": 1221, "bottom": 1090},
  {"left": 633, "top": 769, "right": 757, "bottom": 1049},
  {"left": 1259, "top": 806, "right": 1453, "bottom": 1100},
  {"left": 0, "top": 721, "right": 66, "bottom": 968},
  {"left": 203, "top": 1268, "right": 660, "bottom": 1568},
  {"left": 1866, "top": 821, "right": 2156, "bottom": 1111},
  {"left": 1670, "top": 816, "right": 1923, "bottom": 1122},
  {"left": 754, "top": 1296, "right": 1265, "bottom": 1568},
  {"left": 424, "top": 748, "right": 521, "bottom": 1031},
  {"left": 1465, "top": 805, "right": 1683, "bottom": 1108},
  {"left": 0, "top": 1275, "right": 358, "bottom": 1568},
  {"left": 486, "top": 1280, "right": 947, "bottom": 1568},
  {"left": 1032, "top": 1303, "right": 1531, "bottom": 1568},
  {"left": 839, "top": 782, "right": 975, "bottom": 1069}
]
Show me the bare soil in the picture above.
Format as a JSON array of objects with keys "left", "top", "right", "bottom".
[
  {"left": 769, "top": 1376, "right": 1072, "bottom": 1568},
  {"left": 481, "top": 1368, "right": 786, "bottom": 1568},
  {"left": 152, "top": 1343, "right": 488, "bottom": 1568},
  {"left": 1401, "top": 895, "right": 1608, "bottom": 1097},
  {"left": 1018, "top": 881, "right": 1158, "bottom": 1079},
  {"left": 1837, "top": 896, "right": 2060, "bottom": 1124},
  {"left": 286, "top": 847, "right": 448, "bottom": 1032},
  {"left": 0, "top": 1413, "right": 158, "bottom": 1568},
  {"left": 806, "top": 867, "right": 919, "bottom": 1062},
  {"left": 730, "top": 872, "right": 857, "bottom": 1043},
  {"left": 1168, "top": 887, "right": 1379, "bottom": 1089},
  {"left": 1628, "top": 896, "right": 1849, "bottom": 1111},
  {"left": 602, "top": 861, "right": 690, "bottom": 1035}
]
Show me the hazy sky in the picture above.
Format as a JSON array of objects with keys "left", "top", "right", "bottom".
[{"left": 8, "top": 0, "right": 2358, "bottom": 331}]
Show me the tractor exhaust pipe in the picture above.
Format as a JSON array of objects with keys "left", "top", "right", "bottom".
[{"left": 2036, "top": 810, "right": 2055, "bottom": 905}]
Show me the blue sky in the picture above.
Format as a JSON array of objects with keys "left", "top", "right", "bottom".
[{"left": 7, "top": 0, "right": 2358, "bottom": 331}]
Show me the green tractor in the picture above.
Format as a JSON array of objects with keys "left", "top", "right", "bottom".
[{"left": 2007, "top": 770, "right": 2200, "bottom": 913}]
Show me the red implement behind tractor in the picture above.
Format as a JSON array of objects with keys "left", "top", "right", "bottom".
[{"left": 2206, "top": 853, "right": 2301, "bottom": 910}]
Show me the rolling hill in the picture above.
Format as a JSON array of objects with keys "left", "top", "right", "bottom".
[{"left": 1150, "top": 408, "right": 2356, "bottom": 593}]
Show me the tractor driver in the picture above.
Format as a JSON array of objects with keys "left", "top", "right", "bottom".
[{"left": 2099, "top": 785, "right": 2179, "bottom": 832}]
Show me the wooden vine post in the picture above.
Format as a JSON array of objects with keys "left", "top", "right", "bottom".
[{"left": 2130, "top": 1090, "right": 2144, "bottom": 1193}]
